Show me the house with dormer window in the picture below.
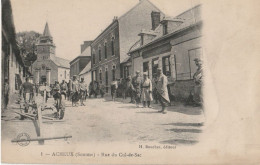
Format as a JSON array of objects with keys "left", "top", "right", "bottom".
[{"left": 128, "top": 5, "right": 202, "bottom": 100}]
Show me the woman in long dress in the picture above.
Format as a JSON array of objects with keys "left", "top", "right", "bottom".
[{"left": 141, "top": 72, "right": 153, "bottom": 108}]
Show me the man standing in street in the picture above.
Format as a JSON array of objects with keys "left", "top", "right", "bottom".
[
  {"left": 141, "top": 72, "right": 153, "bottom": 108},
  {"left": 152, "top": 73, "right": 158, "bottom": 104},
  {"left": 193, "top": 58, "right": 203, "bottom": 106},
  {"left": 67, "top": 80, "right": 72, "bottom": 101},
  {"left": 79, "top": 78, "right": 87, "bottom": 106},
  {"left": 126, "top": 76, "right": 134, "bottom": 103},
  {"left": 156, "top": 68, "right": 170, "bottom": 114},
  {"left": 132, "top": 71, "right": 142, "bottom": 108},
  {"left": 71, "top": 75, "right": 79, "bottom": 107},
  {"left": 110, "top": 79, "right": 118, "bottom": 101},
  {"left": 3, "top": 78, "right": 9, "bottom": 110},
  {"left": 60, "top": 80, "right": 68, "bottom": 100},
  {"left": 20, "top": 77, "right": 34, "bottom": 113}
]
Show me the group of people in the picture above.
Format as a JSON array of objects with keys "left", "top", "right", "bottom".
[
  {"left": 110, "top": 68, "right": 171, "bottom": 114},
  {"left": 3, "top": 58, "right": 203, "bottom": 115},
  {"left": 110, "top": 58, "right": 203, "bottom": 114},
  {"left": 52, "top": 76, "right": 88, "bottom": 107}
]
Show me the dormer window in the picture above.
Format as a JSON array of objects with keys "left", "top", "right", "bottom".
[
  {"left": 138, "top": 29, "right": 157, "bottom": 46},
  {"left": 161, "top": 17, "right": 184, "bottom": 35},
  {"left": 140, "top": 35, "right": 144, "bottom": 45},
  {"left": 163, "top": 23, "right": 168, "bottom": 35}
]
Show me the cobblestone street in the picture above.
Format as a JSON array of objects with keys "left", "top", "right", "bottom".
[{"left": 2, "top": 95, "right": 205, "bottom": 146}]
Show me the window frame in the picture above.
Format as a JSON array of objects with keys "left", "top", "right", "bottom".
[
  {"left": 111, "top": 37, "right": 115, "bottom": 56},
  {"left": 152, "top": 57, "right": 159, "bottom": 78},
  {"left": 112, "top": 65, "right": 116, "bottom": 81},
  {"left": 143, "top": 61, "right": 150, "bottom": 78},
  {"left": 98, "top": 48, "right": 101, "bottom": 62},
  {"left": 92, "top": 53, "right": 96, "bottom": 64},
  {"left": 188, "top": 47, "right": 202, "bottom": 79},
  {"left": 163, "top": 23, "right": 168, "bottom": 35},
  {"left": 162, "top": 55, "right": 171, "bottom": 77},
  {"left": 99, "top": 69, "right": 102, "bottom": 84},
  {"left": 104, "top": 42, "right": 107, "bottom": 59}
]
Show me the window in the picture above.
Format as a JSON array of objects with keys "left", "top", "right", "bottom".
[
  {"left": 92, "top": 70, "right": 97, "bottom": 81},
  {"left": 104, "top": 43, "right": 107, "bottom": 59},
  {"left": 65, "top": 70, "right": 66, "bottom": 79},
  {"left": 124, "top": 66, "right": 129, "bottom": 78},
  {"left": 112, "top": 65, "right": 116, "bottom": 81},
  {"left": 92, "top": 54, "right": 95, "bottom": 64},
  {"left": 189, "top": 48, "right": 202, "bottom": 78},
  {"left": 99, "top": 48, "right": 101, "bottom": 61},
  {"left": 111, "top": 38, "right": 115, "bottom": 56},
  {"left": 105, "top": 68, "right": 108, "bottom": 93},
  {"left": 163, "top": 23, "right": 168, "bottom": 35},
  {"left": 143, "top": 62, "right": 150, "bottom": 78},
  {"left": 162, "top": 56, "right": 171, "bottom": 77},
  {"left": 176, "top": 48, "right": 202, "bottom": 80},
  {"left": 99, "top": 69, "right": 102, "bottom": 84},
  {"left": 152, "top": 58, "right": 159, "bottom": 78},
  {"left": 11, "top": 53, "right": 13, "bottom": 67},
  {"left": 140, "top": 35, "right": 144, "bottom": 46}
]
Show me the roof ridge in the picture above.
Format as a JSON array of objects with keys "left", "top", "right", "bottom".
[{"left": 119, "top": 0, "right": 164, "bottom": 20}]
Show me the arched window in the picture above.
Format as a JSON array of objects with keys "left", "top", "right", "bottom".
[
  {"left": 111, "top": 37, "right": 115, "bottom": 56},
  {"left": 112, "top": 65, "right": 116, "bottom": 81},
  {"left": 99, "top": 69, "right": 102, "bottom": 84},
  {"left": 104, "top": 42, "right": 107, "bottom": 59},
  {"left": 99, "top": 48, "right": 101, "bottom": 61},
  {"left": 105, "top": 67, "right": 108, "bottom": 92}
]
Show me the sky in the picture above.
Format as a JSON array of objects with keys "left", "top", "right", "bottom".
[{"left": 10, "top": 0, "right": 200, "bottom": 61}]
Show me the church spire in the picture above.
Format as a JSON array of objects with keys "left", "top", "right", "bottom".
[{"left": 43, "top": 22, "right": 52, "bottom": 37}]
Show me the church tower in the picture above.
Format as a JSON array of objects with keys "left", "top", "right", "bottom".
[{"left": 36, "top": 22, "right": 56, "bottom": 61}]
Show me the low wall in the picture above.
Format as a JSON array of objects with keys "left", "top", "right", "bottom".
[{"left": 169, "top": 79, "right": 195, "bottom": 101}]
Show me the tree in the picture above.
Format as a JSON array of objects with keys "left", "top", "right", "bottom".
[{"left": 16, "top": 31, "right": 41, "bottom": 67}]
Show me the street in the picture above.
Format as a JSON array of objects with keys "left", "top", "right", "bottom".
[{"left": 2, "top": 95, "right": 204, "bottom": 146}]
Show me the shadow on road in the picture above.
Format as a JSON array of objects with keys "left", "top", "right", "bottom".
[
  {"left": 161, "top": 122, "right": 204, "bottom": 127},
  {"left": 160, "top": 139, "right": 198, "bottom": 145},
  {"left": 136, "top": 111, "right": 159, "bottom": 114},
  {"left": 166, "top": 128, "right": 202, "bottom": 133},
  {"left": 118, "top": 106, "right": 138, "bottom": 109},
  {"left": 167, "top": 106, "right": 203, "bottom": 115}
]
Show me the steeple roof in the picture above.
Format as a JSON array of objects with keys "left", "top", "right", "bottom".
[{"left": 43, "top": 22, "right": 52, "bottom": 37}]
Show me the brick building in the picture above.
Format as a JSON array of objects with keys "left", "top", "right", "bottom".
[
  {"left": 32, "top": 23, "right": 70, "bottom": 85},
  {"left": 129, "top": 5, "right": 202, "bottom": 100},
  {"left": 70, "top": 41, "right": 92, "bottom": 78},
  {"left": 91, "top": 0, "right": 164, "bottom": 93}
]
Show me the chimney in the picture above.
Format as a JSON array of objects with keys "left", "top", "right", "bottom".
[
  {"left": 81, "top": 41, "right": 93, "bottom": 53},
  {"left": 151, "top": 11, "right": 161, "bottom": 30}
]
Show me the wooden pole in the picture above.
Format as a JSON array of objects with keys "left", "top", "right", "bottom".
[
  {"left": 37, "top": 105, "right": 44, "bottom": 145},
  {"left": 11, "top": 135, "right": 72, "bottom": 143},
  {"left": 26, "top": 113, "right": 55, "bottom": 120},
  {"left": 12, "top": 111, "right": 35, "bottom": 120}
]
